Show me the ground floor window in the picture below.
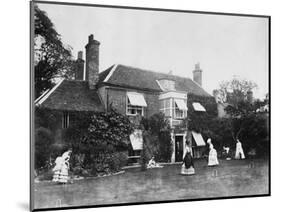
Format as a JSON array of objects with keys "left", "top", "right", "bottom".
[{"left": 62, "top": 112, "right": 69, "bottom": 129}]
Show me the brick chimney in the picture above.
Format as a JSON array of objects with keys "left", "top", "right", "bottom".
[
  {"left": 193, "top": 63, "right": 203, "bottom": 86},
  {"left": 85, "top": 34, "right": 100, "bottom": 89},
  {"left": 74, "top": 51, "right": 84, "bottom": 80}
]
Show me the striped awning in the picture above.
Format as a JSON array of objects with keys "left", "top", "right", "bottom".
[
  {"left": 192, "top": 102, "right": 206, "bottom": 112},
  {"left": 127, "top": 92, "right": 147, "bottom": 107},
  {"left": 175, "top": 99, "right": 188, "bottom": 111},
  {"left": 129, "top": 130, "right": 143, "bottom": 150},
  {"left": 192, "top": 131, "right": 206, "bottom": 146}
]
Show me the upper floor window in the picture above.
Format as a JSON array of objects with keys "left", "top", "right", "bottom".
[
  {"left": 174, "top": 99, "right": 188, "bottom": 119},
  {"left": 159, "top": 98, "right": 171, "bottom": 117},
  {"left": 126, "top": 92, "right": 147, "bottom": 116},
  {"left": 62, "top": 112, "right": 69, "bottom": 129}
]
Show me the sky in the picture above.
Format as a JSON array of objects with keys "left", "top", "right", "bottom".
[{"left": 36, "top": 3, "right": 269, "bottom": 99}]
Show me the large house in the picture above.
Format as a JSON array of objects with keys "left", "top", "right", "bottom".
[{"left": 35, "top": 34, "right": 217, "bottom": 163}]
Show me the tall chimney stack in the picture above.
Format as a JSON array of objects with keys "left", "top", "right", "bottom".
[
  {"left": 74, "top": 51, "right": 84, "bottom": 80},
  {"left": 193, "top": 63, "right": 203, "bottom": 86},
  {"left": 85, "top": 34, "right": 100, "bottom": 89}
]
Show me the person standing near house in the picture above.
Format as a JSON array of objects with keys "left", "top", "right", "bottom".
[
  {"left": 204, "top": 138, "right": 212, "bottom": 161},
  {"left": 59, "top": 149, "right": 72, "bottom": 183},
  {"left": 52, "top": 149, "right": 72, "bottom": 184},
  {"left": 52, "top": 156, "right": 63, "bottom": 183},
  {"left": 235, "top": 139, "right": 245, "bottom": 159},
  {"left": 181, "top": 142, "right": 195, "bottom": 175},
  {"left": 208, "top": 143, "right": 219, "bottom": 166},
  {"left": 223, "top": 146, "right": 231, "bottom": 160}
]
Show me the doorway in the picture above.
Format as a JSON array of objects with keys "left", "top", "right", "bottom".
[{"left": 175, "top": 135, "right": 184, "bottom": 162}]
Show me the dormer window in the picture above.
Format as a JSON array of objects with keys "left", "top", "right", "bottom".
[
  {"left": 157, "top": 79, "right": 176, "bottom": 91},
  {"left": 126, "top": 92, "right": 147, "bottom": 116}
]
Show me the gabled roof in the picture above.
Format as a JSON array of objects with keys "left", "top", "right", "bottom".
[
  {"left": 35, "top": 79, "right": 104, "bottom": 112},
  {"left": 99, "top": 64, "right": 211, "bottom": 96}
]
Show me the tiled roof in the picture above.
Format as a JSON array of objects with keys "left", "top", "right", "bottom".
[
  {"left": 99, "top": 64, "right": 211, "bottom": 96},
  {"left": 36, "top": 80, "right": 104, "bottom": 112}
]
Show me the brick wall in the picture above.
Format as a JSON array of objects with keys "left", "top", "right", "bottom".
[{"left": 98, "top": 86, "right": 160, "bottom": 119}]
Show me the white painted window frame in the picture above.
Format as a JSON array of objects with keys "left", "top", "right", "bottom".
[
  {"left": 173, "top": 98, "right": 187, "bottom": 119},
  {"left": 126, "top": 95, "right": 144, "bottom": 116}
]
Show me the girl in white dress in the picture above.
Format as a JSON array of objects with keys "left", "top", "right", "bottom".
[{"left": 235, "top": 139, "right": 245, "bottom": 159}]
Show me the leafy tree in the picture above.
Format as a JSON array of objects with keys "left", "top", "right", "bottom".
[
  {"left": 217, "top": 77, "right": 257, "bottom": 107},
  {"left": 34, "top": 5, "right": 75, "bottom": 98},
  {"left": 141, "top": 113, "right": 172, "bottom": 162},
  {"left": 35, "top": 127, "right": 54, "bottom": 170},
  {"left": 63, "top": 110, "right": 134, "bottom": 174},
  {"left": 87, "top": 110, "right": 134, "bottom": 150}
]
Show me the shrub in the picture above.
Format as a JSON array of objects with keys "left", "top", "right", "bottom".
[
  {"left": 141, "top": 113, "right": 172, "bottom": 163},
  {"left": 35, "top": 127, "right": 54, "bottom": 170},
  {"left": 63, "top": 110, "right": 133, "bottom": 175}
]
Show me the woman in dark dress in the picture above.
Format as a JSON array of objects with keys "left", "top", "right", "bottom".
[{"left": 181, "top": 143, "right": 195, "bottom": 175}]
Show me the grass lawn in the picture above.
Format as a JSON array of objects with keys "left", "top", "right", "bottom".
[{"left": 34, "top": 158, "right": 269, "bottom": 209}]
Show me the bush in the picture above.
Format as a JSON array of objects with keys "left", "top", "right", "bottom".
[
  {"left": 107, "top": 151, "right": 128, "bottom": 172},
  {"left": 141, "top": 113, "right": 172, "bottom": 163},
  {"left": 35, "top": 127, "right": 54, "bottom": 170}
]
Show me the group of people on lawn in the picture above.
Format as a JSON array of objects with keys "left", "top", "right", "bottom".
[
  {"left": 181, "top": 138, "right": 245, "bottom": 175},
  {"left": 51, "top": 139, "right": 245, "bottom": 183}
]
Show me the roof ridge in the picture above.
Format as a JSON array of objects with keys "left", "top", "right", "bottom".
[
  {"left": 117, "top": 64, "right": 194, "bottom": 81},
  {"left": 35, "top": 79, "right": 65, "bottom": 105}
]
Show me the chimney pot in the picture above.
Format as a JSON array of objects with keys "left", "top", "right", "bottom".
[
  {"left": 78, "top": 51, "right": 83, "bottom": 60},
  {"left": 193, "top": 63, "right": 203, "bottom": 86},
  {"left": 75, "top": 51, "right": 84, "bottom": 80},
  {"left": 89, "top": 34, "right": 94, "bottom": 43}
]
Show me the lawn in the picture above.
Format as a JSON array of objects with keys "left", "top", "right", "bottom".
[{"left": 34, "top": 158, "right": 269, "bottom": 210}]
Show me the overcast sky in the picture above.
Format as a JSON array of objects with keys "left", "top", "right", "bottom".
[{"left": 36, "top": 3, "right": 269, "bottom": 99}]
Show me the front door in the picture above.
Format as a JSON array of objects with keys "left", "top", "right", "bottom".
[{"left": 175, "top": 135, "right": 184, "bottom": 162}]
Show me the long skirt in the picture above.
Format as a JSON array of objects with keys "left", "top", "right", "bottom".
[
  {"left": 58, "top": 165, "right": 69, "bottom": 183},
  {"left": 208, "top": 149, "right": 219, "bottom": 166},
  {"left": 181, "top": 164, "right": 195, "bottom": 175},
  {"left": 52, "top": 170, "right": 60, "bottom": 182},
  {"left": 235, "top": 149, "right": 245, "bottom": 159}
]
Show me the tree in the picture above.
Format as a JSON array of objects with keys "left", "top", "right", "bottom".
[
  {"left": 87, "top": 110, "right": 134, "bottom": 150},
  {"left": 63, "top": 110, "right": 134, "bottom": 175},
  {"left": 141, "top": 113, "right": 172, "bottom": 162},
  {"left": 35, "top": 127, "right": 54, "bottom": 170},
  {"left": 217, "top": 77, "right": 257, "bottom": 107},
  {"left": 34, "top": 5, "right": 75, "bottom": 98}
]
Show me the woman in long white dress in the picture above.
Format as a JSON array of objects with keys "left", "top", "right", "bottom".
[
  {"left": 235, "top": 139, "right": 245, "bottom": 159},
  {"left": 52, "top": 150, "right": 72, "bottom": 183},
  {"left": 181, "top": 144, "right": 195, "bottom": 175},
  {"left": 52, "top": 156, "right": 63, "bottom": 182},
  {"left": 208, "top": 143, "right": 219, "bottom": 166}
]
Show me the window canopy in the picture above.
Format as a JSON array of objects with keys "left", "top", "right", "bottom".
[
  {"left": 129, "top": 130, "right": 143, "bottom": 150},
  {"left": 192, "top": 131, "right": 206, "bottom": 146},
  {"left": 127, "top": 92, "right": 147, "bottom": 107},
  {"left": 175, "top": 99, "right": 188, "bottom": 111},
  {"left": 192, "top": 102, "right": 206, "bottom": 112}
]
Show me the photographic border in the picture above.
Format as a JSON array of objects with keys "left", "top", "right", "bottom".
[{"left": 30, "top": 1, "right": 271, "bottom": 211}]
